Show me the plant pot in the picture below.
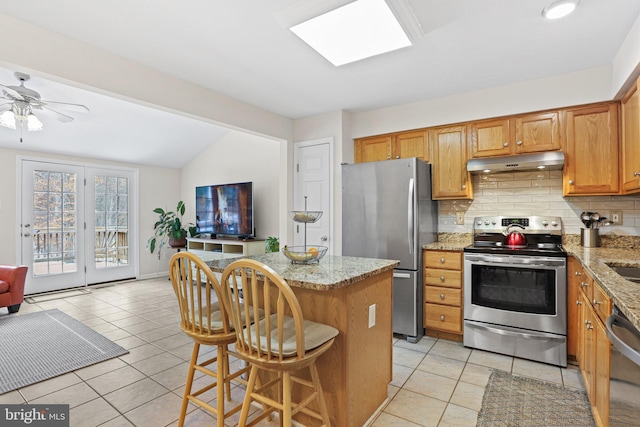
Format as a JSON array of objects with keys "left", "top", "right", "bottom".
[{"left": 169, "top": 236, "right": 187, "bottom": 248}]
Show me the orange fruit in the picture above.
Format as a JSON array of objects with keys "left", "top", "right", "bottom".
[{"left": 307, "top": 247, "right": 319, "bottom": 258}]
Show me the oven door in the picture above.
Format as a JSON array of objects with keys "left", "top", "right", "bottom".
[{"left": 464, "top": 253, "right": 567, "bottom": 335}]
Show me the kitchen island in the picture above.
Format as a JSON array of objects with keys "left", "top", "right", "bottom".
[{"left": 207, "top": 253, "right": 399, "bottom": 427}]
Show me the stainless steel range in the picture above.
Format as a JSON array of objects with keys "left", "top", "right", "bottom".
[{"left": 463, "top": 216, "right": 567, "bottom": 367}]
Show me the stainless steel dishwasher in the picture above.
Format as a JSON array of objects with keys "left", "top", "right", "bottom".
[{"left": 606, "top": 306, "right": 640, "bottom": 426}]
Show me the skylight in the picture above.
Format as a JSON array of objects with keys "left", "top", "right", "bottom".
[{"left": 290, "top": 0, "right": 412, "bottom": 67}]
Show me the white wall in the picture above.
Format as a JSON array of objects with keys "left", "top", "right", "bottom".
[
  {"left": 180, "top": 130, "right": 281, "bottom": 240},
  {"left": 613, "top": 12, "right": 640, "bottom": 97},
  {"left": 350, "top": 66, "right": 613, "bottom": 138},
  {"left": 0, "top": 147, "right": 180, "bottom": 277}
]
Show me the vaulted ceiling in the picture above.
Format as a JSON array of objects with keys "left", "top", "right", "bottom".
[{"left": 0, "top": 0, "right": 638, "bottom": 167}]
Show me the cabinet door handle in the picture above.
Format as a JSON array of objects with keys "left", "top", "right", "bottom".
[
  {"left": 503, "top": 142, "right": 509, "bottom": 147},
  {"left": 593, "top": 299, "right": 601, "bottom": 306},
  {"left": 440, "top": 258, "right": 445, "bottom": 263},
  {"left": 440, "top": 276, "right": 445, "bottom": 282},
  {"left": 516, "top": 140, "right": 523, "bottom": 146},
  {"left": 569, "top": 179, "right": 575, "bottom": 185},
  {"left": 580, "top": 282, "right": 588, "bottom": 288},
  {"left": 461, "top": 184, "right": 467, "bottom": 190},
  {"left": 576, "top": 300, "right": 582, "bottom": 305},
  {"left": 575, "top": 271, "right": 582, "bottom": 276},
  {"left": 440, "top": 294, "right": 445, "bottom": 300},
  {"left": 440, "top": 315, "right": 445, "bottom": 321},
  {"left": 634, "top": 171, "right": 640, "bottom": 177},
  {"left": 395, "top": 155, "right": 400, "bottom": 159}
]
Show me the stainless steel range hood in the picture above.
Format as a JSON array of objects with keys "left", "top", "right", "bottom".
[{"left": 467, "top": 151, "right": 564, "bottom": 174}]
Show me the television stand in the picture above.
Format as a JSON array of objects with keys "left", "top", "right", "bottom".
[{"left": 186, "top": 237, "right": 264, "bottom": 262}]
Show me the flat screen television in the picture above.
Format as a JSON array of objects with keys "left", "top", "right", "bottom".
[{"left": 195, "top": 181, "right": 254, "bottom": 238}]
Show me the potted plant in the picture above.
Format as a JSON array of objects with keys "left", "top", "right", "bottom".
[
  {"left": 148, "top": 201, "right": 197, "bottom": 257},
  {"left": 265, "top": 236, "right": 280, "bottom": 253}
]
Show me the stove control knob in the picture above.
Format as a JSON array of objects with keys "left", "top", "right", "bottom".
[
  {"left": 484, "top": 220, "right": 490, "bottom": 225},
  {"left": 551, "top": 221, "right": 558, "bottom": 227},
  {"left": 476, "top": 221, "right": 482, "bottom": 226},
  {"left": 542, "top": 220, "right": 548, "bottom": 226},
  {"left": 491, "top": 220, "right": 497, "bottom": 225}
]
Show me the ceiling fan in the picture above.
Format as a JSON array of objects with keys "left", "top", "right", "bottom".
[{"left": 0, "top": 72, "right": 89, "bottom": 140}]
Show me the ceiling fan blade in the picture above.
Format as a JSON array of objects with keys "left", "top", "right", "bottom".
[
  {"left": 39, "top": 106, "right": 74, "bottom": 123},
  {"left": 0, "top": 83, "right": 25, "bottom": 100},
  {"left": 40, "top": 100, "right": 89, "bottom": 113}
]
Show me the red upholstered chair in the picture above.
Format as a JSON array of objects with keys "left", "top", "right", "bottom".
[{"left": 0, "top": 265, "right": 28, "bottom": 314}]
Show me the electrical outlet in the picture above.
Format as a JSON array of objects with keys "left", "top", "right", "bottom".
[
  {"left": 368, "top": 304, "right": 376, "bottom": 328},
  {"left": 455, "top": 212, "right": 465, "bottom": 225},
  {"left": 611, "top": 210, "right": 623, "bottom": 224}
]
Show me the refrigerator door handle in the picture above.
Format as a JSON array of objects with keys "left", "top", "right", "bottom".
[
  {"left": 393, "top": 272, "right": 411, "bottom": 278},
  {"left": 408, "top": 177, "right": 414, "bottom": 254}
]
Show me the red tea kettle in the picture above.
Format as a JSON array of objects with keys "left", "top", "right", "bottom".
[{"left": 503, "top": 224, "right": 527, "bottom": 247}]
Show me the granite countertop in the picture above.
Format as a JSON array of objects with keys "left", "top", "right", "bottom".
[
  {"left": 206, "top": 252, "right": 399, "bottom": 291},
  {"left": 564, "top": 243, "right": 640, "bottom": 332},
  {"left": 423, "top": 233, "right": 472, "bottom": 251}
]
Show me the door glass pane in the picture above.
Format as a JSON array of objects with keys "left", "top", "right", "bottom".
[
  {"left": 94, "top": 175, "right": 129, "bottom": 268},
  {"left": 32, "top": 170, "right": 78, "bottom": 275},
  {"left": 470, "top": 265, "right": 556, "bottom": 315}
]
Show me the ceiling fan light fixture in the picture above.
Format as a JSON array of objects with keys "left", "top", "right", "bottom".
[
  {"left": 0, "top": 110, "right": 16, "bottom": 129},
  {"left": 542, "top": 0, "right": 579, "bottom": 20},
  {"left": 27, "top": 114, "right": 43, "bottom": 132}
]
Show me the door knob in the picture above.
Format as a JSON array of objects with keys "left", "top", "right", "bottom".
[
  {"left": 24, "top": 224, "right": 31, "bottom": 228},
  {"left": 24, "top": 233, "right": 31, "bottom": 237},
  {"left": 320, "top": 236, "right": 328, "bottom": 242}
]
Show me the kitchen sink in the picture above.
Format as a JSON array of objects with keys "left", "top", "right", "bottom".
[{"left": 607, "top": 264, "right": 640, "bottom": 284}]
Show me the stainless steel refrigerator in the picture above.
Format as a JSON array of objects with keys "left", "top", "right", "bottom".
[{"left": 342, "top": 158, "right": 438, "bottom": 342}]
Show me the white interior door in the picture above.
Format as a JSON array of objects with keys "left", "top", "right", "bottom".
[
  {"left": 293, "top": 138, "right": 333, "bottom": 253},
  {"left": 21, "top": 160, "right": 86, "bottom": 294},
  {"left": 85, "top": 167, "right": 137, "bottom": 284}
]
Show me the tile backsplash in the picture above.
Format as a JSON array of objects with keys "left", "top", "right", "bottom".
[{"left": 438, "top": 170, "right": 640, "bottom": 236}]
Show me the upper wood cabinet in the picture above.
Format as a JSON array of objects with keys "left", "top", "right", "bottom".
[
  {"left": 622, "top": 76, "right": 640, "bottom": 194},
  {"left": 354, "top": 130, "right": 428, "bottom": 163},
  {"left": 429, "top": 126, "right": 473, "bottom": 200},
  {"left": 469, "top": 112, "right": 561, "bottom": 158},
  {"left": 354, "top": 135, "right": 393, "bottom": 163},
  {"left": 563, "top": 103, "right": 619, "bottom": 196}
]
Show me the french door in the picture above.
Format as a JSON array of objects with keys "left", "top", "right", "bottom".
[{"left": 20, "top": 160, "right": 137, "bottom": 295}]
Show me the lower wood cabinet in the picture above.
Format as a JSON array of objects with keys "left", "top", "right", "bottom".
[
  {"left": 423, "top": 249, "right": 463, "bottom": 338},
  {"left": 572, "top": 257, "right": 611, "bottom": 427}
]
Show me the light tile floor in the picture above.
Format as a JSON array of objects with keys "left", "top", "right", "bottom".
[{"left": 0, "top": 277, "right": 587, "bottom": 426}]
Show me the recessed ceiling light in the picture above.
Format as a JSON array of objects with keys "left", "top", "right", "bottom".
[
  {"left": 289, "top": 0, "right": 412, "bottom": 66},
  {"left": 542, "top": 0, "right": 579, "bottom": 20}
]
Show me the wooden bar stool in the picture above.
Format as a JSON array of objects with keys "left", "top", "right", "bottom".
[
  {"left": 169, "top": 252, "right": 250, "bottom": 427},
  {"left": 221, "top": 259, "right": 339, "bottom": 427}
]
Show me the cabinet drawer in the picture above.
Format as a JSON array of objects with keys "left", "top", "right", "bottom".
[
  {"left": 425, "top": 269, "right": 462, "bottom": 288},
  {"left": 592, "top": 282, "right": 612, "bottom": 324},
  {"left": 425, "top": 286, "right": 461, "bottom": 306},
  {"left": 425, "top": 251, "right": 462, "bottom": 270},
  {"left": 578, "top": 275, "right": 594, "bottom": 303},
  {"left": 425, "top": 304, "right": 462, "bottom": 334}
]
